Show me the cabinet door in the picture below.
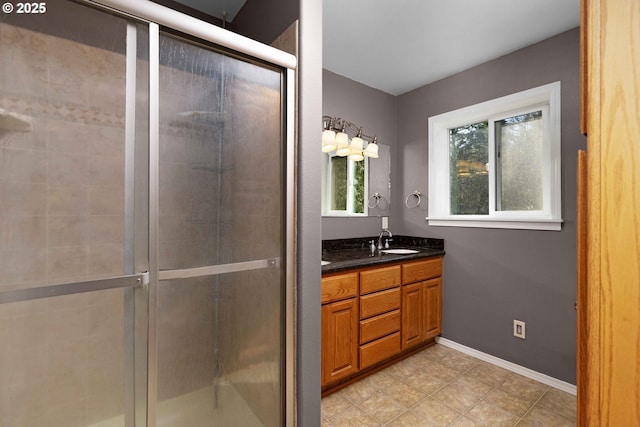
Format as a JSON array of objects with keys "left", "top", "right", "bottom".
[
  {"left": 322, "top": 298, "right": 359, "bottom": 386},
  {"left": 423, "top": 277, "right": 442, "bottom": 340},
  {"left": 401, "top": 282, "right": 423, "bottom": 350}
]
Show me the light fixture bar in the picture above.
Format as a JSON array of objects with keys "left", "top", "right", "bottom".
[{"left": 321, "top": 115, "right": 379, "bottom": 160}]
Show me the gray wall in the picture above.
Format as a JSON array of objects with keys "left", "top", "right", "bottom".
[
  {"left": 395, "top": 28, "right": 584, "bottom": 384},
  {"left": 322, "top": 70, "right": 398, "bottom": 239},
  {"left": 233, "top": 0, "right": 299, "bottom": 45},
  {"left": 153, "top": 0, "right": 300, "bottom": 46},
  {"left": 298, "top": 0, "right": 322, "bottom": 425}
]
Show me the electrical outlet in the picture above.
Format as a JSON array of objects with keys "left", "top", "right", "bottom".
[
  {"left": 513, "top": 320, "right": 526, "bottom": 339},
  {"left": 382, "top": 216, "right": 388, "bottom": 229}
]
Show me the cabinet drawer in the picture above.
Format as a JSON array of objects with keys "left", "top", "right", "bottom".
[
  {"left": 322, "top": 272, "right": 358, "bottom": 304},
  {"left": 402, "top": 257, "right": 442, "bottom": 284},
  {"left": 360, "top": 287, "right": 400, "bottom": 319},
  {"left": 360, "top": 265, "right": 401, "bottom": 294},
  {"left": 359, "top": 332, "right": 401, "bottom": 369},
  {"left": 360, "top": 309, "right": 400, "bottom": 344}
]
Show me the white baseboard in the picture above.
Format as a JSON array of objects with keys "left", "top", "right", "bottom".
[{"left": 435, "top": 337, "right": 577, "bottom": 396}]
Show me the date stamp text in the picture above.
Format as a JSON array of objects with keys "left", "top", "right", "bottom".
[{"left": 3, "top": 2, "right": 47, "bottom": 14}]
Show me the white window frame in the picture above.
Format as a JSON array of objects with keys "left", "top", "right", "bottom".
[
  {"left": 322, "top": 153, "right": 369, "bottom": 217},
  {"left": 428, "top": 82, "right": 562, "bottom": 231}
]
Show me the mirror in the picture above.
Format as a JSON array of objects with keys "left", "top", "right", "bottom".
[
  {"left": 367, "top": 144, "right": 390, "bottom": 216},
  {"left": 322, "top": 143, "right": 390, "bottom": 217}
]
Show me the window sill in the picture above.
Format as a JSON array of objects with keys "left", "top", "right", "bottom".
[
  {"left": 425, "top": 217, "right": 563, "bottom": 231},
  {"left": 323, "top": 213, "right": 368, "bottom": 218}
]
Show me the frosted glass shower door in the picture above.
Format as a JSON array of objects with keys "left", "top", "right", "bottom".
[
  {"left": 0, "top": 2, "right": 150, "bottom": 426},
  {"left": 155, "top": 32, "right": 286, "bottom": 427}
]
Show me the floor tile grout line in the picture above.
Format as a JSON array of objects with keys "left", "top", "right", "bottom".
[
  {"left": 444, "top": 370, "right": 515, "bottom": 426},
  {"left": 527, "top": 384, "right": 579, "bottom": 424},
  {"left": 511, "top": 384, "right": 552, "bottom": 426}
]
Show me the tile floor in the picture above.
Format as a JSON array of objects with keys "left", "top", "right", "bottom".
[{"left": 321, "top": 344, "right": 576, "bottom": 426}]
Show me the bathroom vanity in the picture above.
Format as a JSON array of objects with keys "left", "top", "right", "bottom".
[{"left": 321, "top": 237, "right": 445, "bottom": 395}]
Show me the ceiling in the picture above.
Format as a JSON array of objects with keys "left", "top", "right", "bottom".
[
  {"left": 173, "top": 0, "right": 247, "bottom": 21},
  {"left": 166, "top": 0, "right": 580, "bottom": 96},
  {"left": 324, "top": 0, "right": 580, "bottom": 95}
]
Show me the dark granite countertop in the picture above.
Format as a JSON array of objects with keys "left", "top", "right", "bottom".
[{"left": 322, "top": 235, "right": 445, "bottom": 274}]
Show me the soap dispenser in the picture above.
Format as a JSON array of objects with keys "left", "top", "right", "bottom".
[{"left": 369, "top": 240, "right": 376, "bottom": 255}]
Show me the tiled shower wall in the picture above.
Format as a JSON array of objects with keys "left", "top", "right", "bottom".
[{"left": 0, "top": 22, "right": 128, "bottom": 425}]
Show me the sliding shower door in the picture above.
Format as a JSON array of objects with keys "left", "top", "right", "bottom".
[
  {"left": 154, "top": 32, "right": 287, "bottom": 426},
  {"left": 0, "top": 2, "right": 150, "bottom": 426},
  {"left": 0, "top": 1, "right": 294, "bottom": 426}
]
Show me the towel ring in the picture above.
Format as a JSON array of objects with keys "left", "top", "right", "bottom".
[
  {"left": 405, "top": 191, "right": 422, "bottom": 208},
  {"left": 368, "top": 193, "right": 381, "bottom": 208}
]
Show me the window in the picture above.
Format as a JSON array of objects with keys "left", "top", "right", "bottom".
[
  {"left": 322, "top": 153, "right": 368, "bottom": 216},
  {"left": 428, "top": 82, "right": 562, "bottom": 230}
]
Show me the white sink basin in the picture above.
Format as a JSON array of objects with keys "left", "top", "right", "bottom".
[
  {"left": 321, "top": 260, "right": 331, "bottom": 266},
  {"left": 381, "top": 249, "right": 419, "bottom": 255}
]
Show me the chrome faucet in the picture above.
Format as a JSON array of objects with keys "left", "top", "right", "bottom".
[{"left": 378, "top": 228, "right": 393, "bottom": 250}]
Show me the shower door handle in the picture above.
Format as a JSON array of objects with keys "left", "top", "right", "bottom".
[
  {"left": 0, "top": 272, "right": 149, "bottom": 305},
  {"left": 158, "top": 258, "right": 280, "bottom": 281}
]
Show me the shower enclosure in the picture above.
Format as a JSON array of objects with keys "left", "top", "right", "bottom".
[{"left": 0, "top": 1, "right": 295, "bottom": 426}]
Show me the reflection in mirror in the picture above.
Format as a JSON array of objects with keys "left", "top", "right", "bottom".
[
  {"left": 368, "top": 144, "right": 390, "bottom": 216},
  {"left": 322, "top": 153, "right": 367, "bottom": 216},
  {"left": 322, "top": 144, "right": 390, "bottom": 217}
]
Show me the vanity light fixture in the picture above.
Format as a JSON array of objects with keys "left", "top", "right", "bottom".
[{"left": 322, "top": 116, "right": 379, "bottom": 160}]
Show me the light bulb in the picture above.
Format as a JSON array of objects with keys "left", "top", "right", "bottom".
[
  {"left": 350, "top": 136, "right": 364, "bottom": 151},
  {"left": 335, "top": 132, "right": 350, "bottom": 156},
  {"left": 336, "top": 145, "right": 351, "bottom": 157},
  {"left": 348, "top": 150, "right": 364, "bottom": 161},
  {"left": 321, "top": 129, "right": 337, "bottom": 152},
  {"left": 364, "top": 142, "right": 379, "bottom": 158},
  {"left": 335, "top": 131, "right": 349, "bottom": 147}
]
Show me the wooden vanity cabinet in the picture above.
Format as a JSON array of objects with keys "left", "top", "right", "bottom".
[
  {"left": 321, "top": 256, "right": 443, "bottom": 392},
  {"left": 321, "top": 272, "right": 359, "bottom": 387}
]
